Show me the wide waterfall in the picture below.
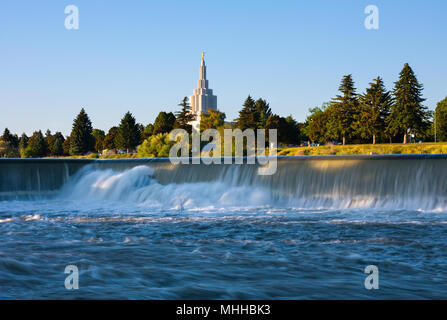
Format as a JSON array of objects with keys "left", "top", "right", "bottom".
[
  {"left": 2, "top": 155, "right": 447, "bottom": 299},
  {"left": 1, "top": 155, "right": 447, "bottom": 210}
]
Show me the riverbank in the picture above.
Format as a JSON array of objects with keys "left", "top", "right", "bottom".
[
  {"left": 277, "top": 142, "right": 447, "bottom": 156},
  {"left": 44, "top": 142, "right": 447, "bottom": 159}
]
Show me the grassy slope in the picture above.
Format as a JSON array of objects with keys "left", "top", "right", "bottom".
[
  {"left": 277, "top": 142, "right": 447, "bottom": 156},
  {"left": 47, "top": 142, "right": 447, "bottom": 159}
]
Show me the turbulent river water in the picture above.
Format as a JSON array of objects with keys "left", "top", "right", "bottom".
[{"left": 1, "top": 156, "right": 447, "bottom": 299}]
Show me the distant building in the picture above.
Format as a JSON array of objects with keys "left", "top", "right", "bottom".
[{"left": 189, "top": 52, "right": 218, "bottom": 131}]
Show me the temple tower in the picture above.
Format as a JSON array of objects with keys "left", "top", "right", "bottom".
[{"left": 189, "top": 52, "right": 217, "bottom": 131}]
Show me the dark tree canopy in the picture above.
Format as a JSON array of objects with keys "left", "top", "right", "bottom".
[
  {"left": 174, "top": 97, "right": 196, "bottom": 134},
  {"left": 235, "top": 96, "right": 257, "bottom": 130},
  {"left": 328, "top": 74, "right": 358, "bottom": 145},
  {"left": 435, "top": 96, "right": 447, "bottom": 142},
  {"left": 91, "top": 129, "right": 105, "bottom": 152},
  {"left": 2, "top": 128, "right": 19, "bottom": 149},
  {"left": 62, "top": 136, "right": 71, "bottom": 156},
  {"left": 24, "top": 131, "right": 47, "bottom": 158},
  {"left": 50, "top": 132, "right": 65, "bottom": 156},
  {"left": 266, "top": 114, "right": 300, "bottom": 146},
  {"left": 153, "top": 111, "right": 176, "bottom": 135},
  {"left": 103, "top": 127, "right": 119, "bottom": 150},
  {"left": 19, "top": 133, "right": 29, "bottom": 150},
  {"left": 354, "top": 77, "right": 392, "bottom": 144},
  {"left": 254, "top": 98, "right": 272, "bottom": 128},
  {"left": 69, "top": 108, "right": 94, "bottom": 155},
  {"left": 141, "top": 123, "right": 154, "bottom": 141},
  {"left": 51, "top": 138, "right": 63, "bottom": 156},
  {"left": 115, "top": 111, "right": 141, "bottom": 152},
  {"left": 387, "top": 63, "right": 428, "bottom": 143}
]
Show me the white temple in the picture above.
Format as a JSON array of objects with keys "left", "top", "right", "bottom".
[{"left": 189, "top": 52, "right": 217, "bottom": 131}]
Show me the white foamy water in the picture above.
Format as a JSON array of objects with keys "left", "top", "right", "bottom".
[
  {"left": 58, "top": 165, "right": 274, "bottom": 210},
  {"left": 48, "top": 161, "right": 447, "bottom": 212},
  {"left": 2, "top": 159, "right": 447, "bottom": 299}
]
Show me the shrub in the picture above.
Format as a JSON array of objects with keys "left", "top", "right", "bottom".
[{"left": 137, "top": 133, "right": 175, "bottom": 158}]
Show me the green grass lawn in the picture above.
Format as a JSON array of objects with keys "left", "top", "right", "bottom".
[
  {"left": 47, "top": 142, "right": 447, "bottom": 159},
  {"left": 277, "top": 142, "right": 447, "bottom": 156}
]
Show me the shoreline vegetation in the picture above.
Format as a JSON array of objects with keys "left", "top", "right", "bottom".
[
  {"left": 32, "top": 142, "right": 447, "bottom": 159},
  {"left": 2, "top": 63, "right": 447, "bottom": 159}
]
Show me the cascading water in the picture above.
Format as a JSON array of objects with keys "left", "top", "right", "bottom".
[
  {"left": 2, "top": 156, "right": 447, "bottom": 210},
  {"left": 1, "top": 156, "right": 447, "bottom": 299}
]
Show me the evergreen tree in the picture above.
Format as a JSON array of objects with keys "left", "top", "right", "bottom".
[
  {"left": 174, "top": 97, "right": 196, "bottom": 133},
  {"left": 282, "top": 115, "right": 300, "bottom": 145},
  {"left": 0, "top": 128, "right": 19, "bottom": 157},
  {"left": 62, "top": 136, "right": 71, "bottom": 155},
  {"left": 91, "top": 129, "right": 105, "bottom": 152},
  {"left": 254, "top": 98, "right": 272, "bottom": 128},
  {"left": 329, "top": 75, "right": 358, "bottom": 145},
  {"left": 51, "top": 138, "right": 63, "bottom": 156},
  {"left": 103, "top": 127, "right": 118, "bottom": 150},
  {"left": 45, "top": 130, "right": 55, "bottom": 155},
  {"left": 49, "top": 132, "right": 65, "bottom": 156},
  {"left": 387, "top": 63, "right": 428, "bottom": 143},
  {"left": 434, "top": 96, "right": 447, "bottom": 142},
  {"left": 115, "top": 111, "right": 141, "bottom": 152},
  {"left": 69, "top": 108, "right": 94, "bottom": 155},
  {"left": 2, "top": 128, "right": 19, "bottom": 149},
  {"left": 354, "top": 77, "right": 392, "bottom": 144},
  {"left": 24, "top": 131, "right": 47, "bottom": 158},
  {"left": 235, "top": 96, "right": 257, "bottom": 130},
  {"left": 153, "top": 112, "right": 176, "bottom": 135},
  {"left": 18, "top": 133, "right": 29, "bottom": 158}
]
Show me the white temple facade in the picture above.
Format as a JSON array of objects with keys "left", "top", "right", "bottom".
[{"left": 189, "top": 53, "right": 217, "bottom": 131}]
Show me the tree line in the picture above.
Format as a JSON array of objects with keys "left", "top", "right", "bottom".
[
  {"left": 301, "top": 63, "right": 438, "bottom": 145},
  {"left": 2, "top": 63, "right": 447, "bottom": 158},
  {"left": 0, "top": 96, "right": 204, "bottom": 158}
]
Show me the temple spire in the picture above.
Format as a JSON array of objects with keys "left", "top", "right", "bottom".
[
  {"left": 189, "top": 52, "right": 218, "bottom": 132},
  {"left": 200, "top": 52, "right": 207, "bottom": 81}
]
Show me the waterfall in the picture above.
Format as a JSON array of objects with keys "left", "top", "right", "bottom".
[{"left": 1, "top": 155, "right": 447, "bottom": 210}]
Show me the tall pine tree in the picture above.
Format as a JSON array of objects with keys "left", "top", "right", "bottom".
[
  {"left": 18, "top": 133, "right": 29, "bottom": 158},
  {"left": 51, "top": 138, "right": 63, "bottom": 156},
  {"left": 174, "top": 97, "right": 196, "bottom": 133},
  {"left": 387, "top": 63, "right": 427, "bottom": 143},
  {"left": 2, "top": 128, "right": 19, "bottom": 149},
  {"left": 115, "top": 111, "right": 141, "bottom": 153},
  {"left": 69, "top": 108, "right": 94, "bottom": 155},
  {"left": 355, "top": 77, "right": 392, "bottom": 144},
  {"left": 328, "top": 74, "right": 358, "bottom": 145},
  {"left": 235, "top": 96, "right": 257, "bottom": 130},
  {"left": 254, "top": 98, "right": 272, "bottom": 128}
]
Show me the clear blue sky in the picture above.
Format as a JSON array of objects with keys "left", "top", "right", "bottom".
[{"left": 1, "top": 0, "right": 446, "bottom": 136}]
